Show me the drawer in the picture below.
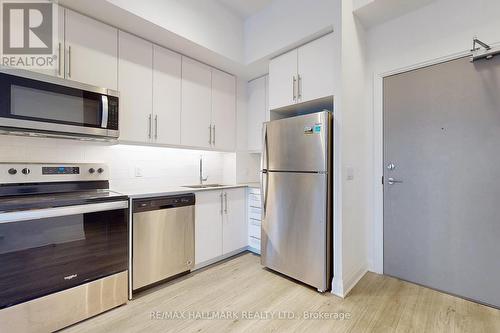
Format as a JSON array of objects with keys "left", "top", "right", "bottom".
[
  {"left": 248, "top": 193, "right": 261, "bottom": 208},
  {"left": 248, "top": 236, "right": 261, "bottom": 251},
  {"left": 248, "top": 188, "right": 261, "bottom": 195},
  {"left": 249, "top": 217, "right": 261, "bottom": 227},
  {"left": 248, "top": 206, "right": 262, "bottom": 220},
  {"left": 249, "top": 222, "right": 261, "bottom": 239}
]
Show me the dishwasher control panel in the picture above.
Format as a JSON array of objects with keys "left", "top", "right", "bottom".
[{"left": 133, "top": 193, "right": 195, "bottom": 213}]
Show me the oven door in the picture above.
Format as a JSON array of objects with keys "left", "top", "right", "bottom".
[
  {"left": 0, "top": 69, "right": 119, "bottom": 139},
  {"left": 0, "top": 200, "right": 128, "bottom": 309}
]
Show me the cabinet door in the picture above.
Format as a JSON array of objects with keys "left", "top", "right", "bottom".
[
  {"left": 195, "top": 191, "right": 223, "bottom": 265},
  {"left": 222, "top": 188, "right": 247, "bottom": 254},
  {"left": 212, "top": 69, "right": 236, "bottom": 151},
  {"left": 247, "top": 76, "right": 268, "bottom": 152},
  {"left": 181, "top": 57, "right": 212, "bottom": 148},
  {"left": 27, "top": 5, "right": 65, "bottom": 78},
  {"left": 268, "top": 49, "right": 297, "bottom": 110},
  {"left": 118, "top": 31, "right": 153, "bottom": 142},
  {"left": 65, "top": 9, "right": 118, "bottom": 89},
  {"left": 297, "top": 33, "right": 335, "bottom": 103},
  {"left": 153, "top": 45, "right": 181, "bottom": 145}
]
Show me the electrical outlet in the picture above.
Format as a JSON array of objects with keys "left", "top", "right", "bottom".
[{"left": 134, "top": 167, "right": 143, "bottom": 177}]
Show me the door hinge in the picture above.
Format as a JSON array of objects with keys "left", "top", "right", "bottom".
[{"left": 381, "top": 176, "right": 384, "bottom": 185}]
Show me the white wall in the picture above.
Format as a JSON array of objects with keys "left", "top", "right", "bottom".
[
  {"left": 106, "top": 0, "right": 245, "bottom": 63},
  {"left": 333, "top": 0, "right": 370, "bottom": 296},
  {"left": 244, "top": 0, "right": 335, "bottom": 64},
  {"left": 0, "top": 136, "right": 234, "bottom": 191},
  {"left": 366, "top": 0, "right": 500, "bottom": 273}
]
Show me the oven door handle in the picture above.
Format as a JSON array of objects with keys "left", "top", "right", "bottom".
[{"left": 0, "top": 200, "right": 129, "bottom": 224}]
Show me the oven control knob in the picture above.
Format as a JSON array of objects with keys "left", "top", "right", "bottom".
[
  {"left": 97, "top": 168, "right": 104, "bottom": 174},
  {"left": 89, "top": 168, "right": 96, "bottom": 174},
  {"left": 8, "top": 168, "right": 17, "bottom": 175},
  {"left": 21, "top": 168, "right": 31, "bottom": 175}
]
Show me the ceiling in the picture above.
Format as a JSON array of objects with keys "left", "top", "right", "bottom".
[{"left": 216, "top": 0, "right": 273, "bottom": 19}]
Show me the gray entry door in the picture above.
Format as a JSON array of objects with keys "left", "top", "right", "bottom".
[{"left": 384, "top": 56, "right": 500, "bottom": 308}]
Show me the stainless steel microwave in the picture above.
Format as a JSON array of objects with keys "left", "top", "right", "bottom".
[{"left": 0, "top": 67, "right": 119, "bottom": 140}]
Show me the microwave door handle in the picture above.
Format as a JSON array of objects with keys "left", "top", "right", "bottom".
[
  {"left": 0, "top": 201, "right": 129, "bottom": 224},
  {"left": 101, "top": 95, "right": 109, "bottom": 128}
]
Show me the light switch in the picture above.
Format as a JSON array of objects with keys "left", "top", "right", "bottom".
[
  {"left": 346, "top": 167, "right": 354, "bottom": 181},
  {"left": 134, "top": 167, "right": 143, "bottom": 177}
]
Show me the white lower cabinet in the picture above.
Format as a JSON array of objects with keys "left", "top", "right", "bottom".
[
  {"left": 247, "top": 187, "right": 262, "bottom": 254},
  {"left": 194, "top": 190, "right": 223, "bottom": 265},
  {"left": 195, "top": 188, "right": 247, "bottom": 268},
  {"left": 222, "top": 188, "right": 247, "bottom": 254}
]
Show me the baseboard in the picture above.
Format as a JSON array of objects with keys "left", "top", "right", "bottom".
[
  {"left": 343, "top": 263, "right": 368, "bottom": 297},
  {"left": 331, "top": 277, "right": 344, "bottom": 297},
  {"left": 193, "top": 247, "right": 248, "bottom": 270},
  {"left": 331, "top": 263, "right": 368, "bottom": 298}
]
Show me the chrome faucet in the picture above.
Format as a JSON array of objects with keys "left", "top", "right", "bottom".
[{"left": 199, "top": 156, "right": 208, "bottom": 185}]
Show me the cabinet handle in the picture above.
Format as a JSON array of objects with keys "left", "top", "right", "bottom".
[
  {"left": 292, "top": 76, "right": 297, "bottom": 101},
  {"left": 209, "top": 125, "right": 212, "bottom": 145},
  {"left": 298, "top": 74, "right": 302, "bottom": 100},
  {"left": 154, "top": 115, "right": 158, "bottom": 139},
  {"left": 212, "top": 125, "right": 216, "bottom": 146},
  {"left": 220, "top": 193, "right": 224, "bottom": 214},
  {"left": 58, "top": 42, "right": 62, "bottom": 77},
  {"left": 224, "top": 192, "right": 228, "bottom": 214},
  {"left": 148, "top": 115, "right": 152, "bottom": 139},
  {"left": 67, "top": 45, "right": 71, "bottom": 78}
]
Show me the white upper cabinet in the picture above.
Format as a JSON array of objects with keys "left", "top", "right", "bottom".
[
  {"left": 181, "top": 57, "right": 212, "bottom": 149},
  {"left": 222, "top": 188, "right": 247, "bottom": 254},
  {"left": 298, "top": 33, "right": 335, "bottom": 103},
  {"left": 268, "top": 33, "right": 334, "bottom": 110},
  {"left": 269, "top": 49, "right": 297, "bottom": 110},
  {"left": 65, "top": 9, "right": 118, "bottom": 89},
  {"left": 118, "top": 31, "right": 153, "bottom": 142},
  {"left": 247, "top": 75, "right": 268, "bottom": 152},
  {"left": 211, "top": 69, "right": 236, "bottom": 151},
  {"left": 28, "top": 5, "right": 65, "bottom": 78},
  {"left": 153, "top": 45, "right": 182, "bottom": 145}
]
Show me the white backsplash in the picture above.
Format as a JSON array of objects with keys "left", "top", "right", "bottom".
[{"left": 0, "top": 135, "right": 237, "bottom": 190}]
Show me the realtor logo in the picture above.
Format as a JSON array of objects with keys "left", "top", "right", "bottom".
[{"left": 1, "top": 0, "right": 57, "bottom": 68}]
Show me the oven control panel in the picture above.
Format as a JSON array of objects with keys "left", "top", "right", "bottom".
[
  {"left": 43, "top": 166, "right": 80, "bottom": 175},
  {"left": 0, "top": 163, "right": 109, "bottom": 184}
]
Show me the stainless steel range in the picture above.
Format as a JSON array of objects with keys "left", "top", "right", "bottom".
[{"left": 0, "top": 163, "right": 129, "bottom": 333}]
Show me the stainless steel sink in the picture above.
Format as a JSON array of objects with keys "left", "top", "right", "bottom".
[{"left": 183, "top": 184, "right": 225, "bottom": 189}]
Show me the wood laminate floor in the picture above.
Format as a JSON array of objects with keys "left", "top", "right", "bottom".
[{"left": 63, "top": 252, "right": 500, "bottom": 333}]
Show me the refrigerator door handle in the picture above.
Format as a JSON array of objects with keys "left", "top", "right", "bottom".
[{"left": 261, "top": 124, "right": 269, "bottom": 216}]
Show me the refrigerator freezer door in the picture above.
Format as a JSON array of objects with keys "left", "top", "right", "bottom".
[
  {"left": 264, "top": 111, "right": 330, "bottom": 172},
  {"left": 261, "top": 171, "right": 329, "bottom": 291}
]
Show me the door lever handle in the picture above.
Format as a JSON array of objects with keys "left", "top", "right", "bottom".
[{"left": 387, "top": 177, "right": 403, "bottom": 185}]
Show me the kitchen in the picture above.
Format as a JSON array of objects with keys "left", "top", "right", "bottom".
[{"left": 1, "top": 0, "right": 500, "bottom": 332}]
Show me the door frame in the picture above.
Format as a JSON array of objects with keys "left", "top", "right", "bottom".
[{"left": 372, "top": 49, "right": 475, "bottom": 274}]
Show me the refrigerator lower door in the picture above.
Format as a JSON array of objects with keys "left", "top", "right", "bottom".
[{"left": 261, "top": 171, "right": 330, "bottom": 291}]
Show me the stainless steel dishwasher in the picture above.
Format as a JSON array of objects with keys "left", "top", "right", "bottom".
[{"left": 132, "top": 194, "right": 195, "bottom": 292}]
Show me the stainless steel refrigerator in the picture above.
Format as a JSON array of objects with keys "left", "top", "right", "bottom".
[{"left": 261, "top": 111, "right": 333, "bottom": 292}]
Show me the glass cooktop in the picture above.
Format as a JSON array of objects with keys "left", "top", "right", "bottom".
[{"left": 0, "top": 189, "right": 128, "bottom": 213}]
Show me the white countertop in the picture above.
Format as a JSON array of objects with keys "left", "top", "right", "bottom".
[{"left": 112, "top": 183, "right": 257, "bottom": 199}]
